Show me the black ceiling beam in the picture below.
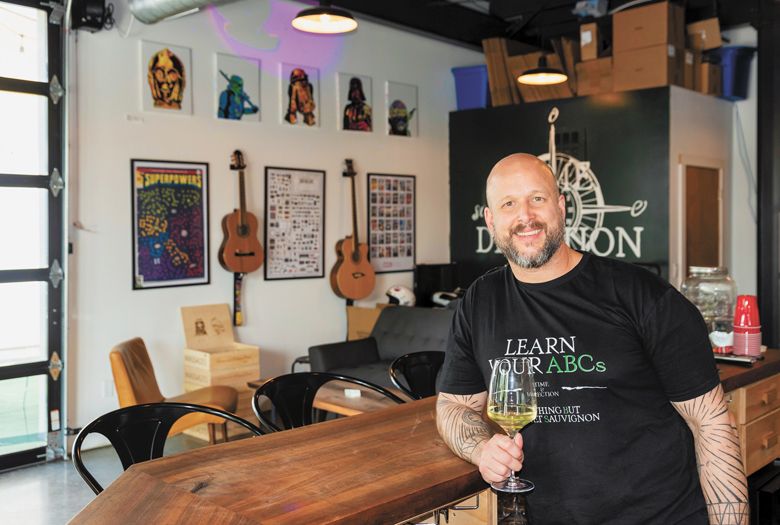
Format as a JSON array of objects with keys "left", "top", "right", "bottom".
[
  {"left": 491, "top": 0, "right": 577, "bottom": 21},
  {"left": 334, "top": 0, "right": 510, "bottom": 48}
]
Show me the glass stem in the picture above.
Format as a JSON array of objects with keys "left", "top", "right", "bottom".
[{"left": 507, "top": 429, "right": 519, "bottom": 483}]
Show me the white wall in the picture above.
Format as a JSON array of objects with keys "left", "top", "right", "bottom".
[
  {"left": 67, "top": 0, "right": 483, "bottom": 427},
  {"left": 668, "top": 86, "right": 733, "bottom": 288},
  {"left": 721, "top": 25, "right": 758, "bottom": 296}
]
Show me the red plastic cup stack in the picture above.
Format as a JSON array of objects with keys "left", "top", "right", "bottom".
[{"left": 732, "top": 294, "right": 761, "bottom": 356}]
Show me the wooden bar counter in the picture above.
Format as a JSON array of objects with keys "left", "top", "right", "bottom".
[
  {"left": 70, "top": 397, "right": 486, "bottom": 525},
  {"left": 71, "top": 350, "right": 780, "bottom": 524}
]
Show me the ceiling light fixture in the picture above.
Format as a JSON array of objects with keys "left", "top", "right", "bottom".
[
  {"left": 517, "top": 55, "right": 568, "bottom": 86},
  {"left": 291, "top": 4, "right": 357, "bottom": 34}
]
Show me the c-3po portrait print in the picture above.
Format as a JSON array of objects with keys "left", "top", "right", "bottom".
[{"left": 142, "top": 42, "right": 193, "bottom": 114}]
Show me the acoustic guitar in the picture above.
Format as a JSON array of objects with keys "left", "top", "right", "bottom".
[
  {"left": 219, "top": 150, "right": 264, "bottom": 325},
  {"left": 330, "top": 159, "right": 376, "bottom": 300}
]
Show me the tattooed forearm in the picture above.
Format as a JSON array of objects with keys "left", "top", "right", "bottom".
[
  {"left": 672, "top": 384, "right": 749, "bottom": 525},
  {"left": 436, "top": 392, "right": 491, "bottom": 464}
]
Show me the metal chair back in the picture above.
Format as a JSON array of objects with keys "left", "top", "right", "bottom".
[
  {"left": 389, "top": 351, "right": 446, "bottom": 400},
  {"left": 72, "top": 402, "right": 263, "bottom": 494},
  {"left": 252, "top": 372, "right": 404, "bottom": 432}
]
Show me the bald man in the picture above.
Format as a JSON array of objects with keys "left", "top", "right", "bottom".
[{"left": 436, "top": 154, "right": 747, "bottom": 524}]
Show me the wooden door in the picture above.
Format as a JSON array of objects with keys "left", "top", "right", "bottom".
[{"left": 685, "top": 166, "right": 722, "bottom": 268}]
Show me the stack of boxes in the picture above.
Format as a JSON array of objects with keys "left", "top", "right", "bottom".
[
  {"left": 576, "top": 22, "right": 612, "bottom": 96},
  {"left": 612, "top": 1, "right": 685, "bottom": 92},
  {"left": 481, "top": 1, "right": 726, "bottom": 103},
  {"left": 180, "top": 304, "right": 261, "bottom": 441}
]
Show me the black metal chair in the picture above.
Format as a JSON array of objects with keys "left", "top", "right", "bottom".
[
  {"left": 252, "top": 372, "right": 404, "bottom": 432},
  {"left": 389, "top": 351, "right": 446, "bottom": 400},
  {"left": 72, "top": 402, "right": 263, "bottom": 494}
]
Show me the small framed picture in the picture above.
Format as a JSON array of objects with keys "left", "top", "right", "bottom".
[
  {"left": 131, "top": 159, "right": 209, "bottom": 289},
  {"left": 367, "top": 173, "right": 415, "bottom": 273},
  {"left": 338, "top": 73, "right": 373, "bottom": 132},
  {"left": 141, "top": 41, "right": 193, "bottom": 114},
  {"left": 386, "top": 81, "right": 418, "bottom": 137},
  {"left": 215, "top": 53, "right": 261, "bottom": 121},
  {"left": 281, "top": 63, "right": 319, "bottom": 127}
]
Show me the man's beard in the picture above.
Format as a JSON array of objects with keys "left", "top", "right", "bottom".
[{"left": 493, "top": 215, "right": 566, "bottom": 269}]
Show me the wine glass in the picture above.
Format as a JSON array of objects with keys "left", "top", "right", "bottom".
[{"left": 487, "top": 358, "right": 537, "bottom": 493}]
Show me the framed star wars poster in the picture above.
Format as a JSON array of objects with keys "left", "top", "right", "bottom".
[
  {"left": 131, "top": 159, "right": 210, "bottom": 289},
  {"left": 367, "top": 173, "right": 415, "bottom": 273},
  {"left": 215, "top": 53, "right": 261, "bottom": 122},
  {"left": 141, "top": 41, "right": 193, "bottom": 114},
  {"left": 338, "top": 73, "right": 373, "bottom": 132},
  {"left": 386, "top": 81, "right": 418, "bottom": 137},
  {"left": 280, "top": 63, "right": 319, "bottom": 127}
]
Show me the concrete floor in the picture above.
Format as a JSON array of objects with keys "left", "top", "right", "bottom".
[{"left": 0, "top": 434, "right": 206, "bottom": 525}]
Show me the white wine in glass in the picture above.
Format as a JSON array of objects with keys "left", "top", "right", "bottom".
[{"left": 487, "top": 358, "right": 537, "bottom": 493}]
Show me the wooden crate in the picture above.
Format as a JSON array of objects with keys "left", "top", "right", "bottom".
[{"left": 180, "top": 304, "right": 261, "bottom": 441}]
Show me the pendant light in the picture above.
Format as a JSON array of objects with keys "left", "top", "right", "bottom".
[
  {"left": 517, "top": 55, "right": 568, "bottom": 86},
  {"left": 291, "top": 3, "right": 357, "bottom": 34}
]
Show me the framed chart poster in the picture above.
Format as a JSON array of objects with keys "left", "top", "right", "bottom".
[
  {"left": 131, "top": 159, "right": 209, "bottom": 289},
  {"left": 264, "top": 167, "right": 325, "bottom": 280},
  {"left": 367, "top": 173, "right": 415, "bottom": 273}
]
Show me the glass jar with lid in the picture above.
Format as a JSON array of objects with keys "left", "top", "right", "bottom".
[{"left": 681, "top": 267, "right": 737, "bottom": 338}]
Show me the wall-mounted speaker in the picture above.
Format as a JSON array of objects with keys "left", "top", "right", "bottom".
[{"left": 71, "top": 0, "right": 106, "bottom": 32}]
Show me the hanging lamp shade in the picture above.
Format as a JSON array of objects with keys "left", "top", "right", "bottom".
[
  {"left": 517, "top": 55, "right": 568, "bottom": 86},
  {"left": 291, "top": 5, "right": 357, "bottom": 34}
]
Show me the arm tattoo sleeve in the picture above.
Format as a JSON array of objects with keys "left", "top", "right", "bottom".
[
  {"left": 672, "top": 384, "right": 749, "bottom": 525},
  {"left": 436, "top": 392, "right": 492, "bottom": 464}
]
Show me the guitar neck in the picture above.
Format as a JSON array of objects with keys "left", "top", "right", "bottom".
[
  {"left": 238, "top": 170, "right": 247, "bottom": 227},
  {"left": 350, "top": 174, "right": 359, "bottom": 252}
]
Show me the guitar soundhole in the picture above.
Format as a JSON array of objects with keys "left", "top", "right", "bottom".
[{"left": 238, "top": 225, "right": 249, "bottom": 237}]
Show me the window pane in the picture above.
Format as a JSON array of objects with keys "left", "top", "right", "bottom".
[
  {"left": 0, "top": 375, "right": 47, "bottom": 456},
  {"left": 0, "top": 188, "right": 47, "bottom": 270},
  {"left": 0, "top": 3, "right": 48, "bottom": 83},
  {"left": 0, "top": 91, "right": 47, "bottom": 175},
  {"left": 0, "top": 282, "right": 47, "bottom": 366}
]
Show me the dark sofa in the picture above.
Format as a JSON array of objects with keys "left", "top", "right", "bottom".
[{"left": 308, "top": 306, "right": 454, "bottom": 389}]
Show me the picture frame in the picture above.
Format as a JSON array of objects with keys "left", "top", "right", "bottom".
[
  {"left": 131, "top": 159, "right": 210, "bottom": 289},
  {"left": 215, "top": 53, "right": 261, "bottom": 122},
  {"left": 280, "top": 63, "right": 320, "bottom": 127},
  {"left": 264, "top": 167, "right": 326, "bottom": 280},
  {"left": 141, "top": 41, "right": 193, "bottom": 114},
  {"left": 386, "top": 81, "right": 418, "bottom": 137},
  {"left": 338, "top": 72, "right": 373, "bottom": 132},
  {"left": 367, "top": 173, "right": 415, "bottom": 273}
]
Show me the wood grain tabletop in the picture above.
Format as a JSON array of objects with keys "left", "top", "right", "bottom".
[{"left": 70, "top": 397, "right": 486, "bottom": 525}]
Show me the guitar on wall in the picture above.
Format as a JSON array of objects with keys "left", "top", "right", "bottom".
[
  {"left": 330, "top": 158, "right": 376, "bottom": 301},
  {"left": 218, "top": 150, "right": 264, "bottom": 326}
]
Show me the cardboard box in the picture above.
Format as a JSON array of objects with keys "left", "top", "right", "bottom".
[
  {"left": 613, "top": 1, "right": 685, "bottom": 53},
  {"left": 575, "top": 57, "right": 613, "bottom": 96},
  {"left": 686, "top": 18, "right": 722, "bottom": 50},
  {"left": 580, "top": 23, "right": 599, "bottom": 61},
  {"left": 697, "top": 62, "right": 722, "bottom": 96},
  {"left": 347, "top": 304, "right": 391, "bottom": 341},
  {"left": 613, "top": 45, "right": 681, "bottom": 92},
  {"left": 180, "top": 304, "right": 261, "bottom": 440},
  {"left": 683, "top": 50, "right": 695, "bottom": 89}
]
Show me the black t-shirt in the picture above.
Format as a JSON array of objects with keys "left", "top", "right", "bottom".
[{"left": 438, "top": 253, "right": 719, "bottom": 525}]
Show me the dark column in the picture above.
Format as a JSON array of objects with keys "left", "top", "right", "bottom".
[{"left": 757, "top": 0, "right": 780, "bottom": 347}]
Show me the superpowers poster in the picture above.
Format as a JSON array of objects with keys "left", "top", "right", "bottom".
[{"left": 131, "top": 160, "right": 210, "bottom": 289}]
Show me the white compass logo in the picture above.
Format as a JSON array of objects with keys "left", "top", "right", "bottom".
[{"left": 540, "top": 108, "right": 647, "bottom": 256}]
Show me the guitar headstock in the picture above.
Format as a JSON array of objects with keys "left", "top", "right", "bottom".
[
  {"left": 343, "top": 158, "right": 356, "bottom": 178},
  {"left": 230, "top": 150, "right": 246, "bottom": 171}
]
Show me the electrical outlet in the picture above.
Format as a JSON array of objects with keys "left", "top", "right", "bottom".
[{"left": 103, "top": 380, "right": 115, "bottom": 398}]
